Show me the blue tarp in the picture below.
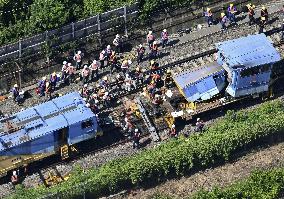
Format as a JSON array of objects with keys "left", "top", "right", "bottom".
[{"left": 216, "top": 34, "right": 281, "bottom": 68}]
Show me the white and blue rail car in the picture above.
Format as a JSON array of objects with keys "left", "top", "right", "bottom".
[
  {"left": 169, "top": 34, "right": 282, "bottom": 120},
  {"left": 0, "top": 92, "right": 100, "bottom": 177}
]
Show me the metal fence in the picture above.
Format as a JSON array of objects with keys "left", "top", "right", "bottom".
[{"left": 0, "top": 3, "right": 139, "bottom": 63}]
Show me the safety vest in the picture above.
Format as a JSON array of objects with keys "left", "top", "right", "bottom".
[
  {"left": 205, "top": 11, "right": 212, "bottom": 17},
  {"left": 170, "top": 128, "right": 176, "bottom": 136},
  {"left": 162, "top": 32, "right": 169, "bottom": 40},
  {"left": 74, "top": 54, "right": 81, "bottom": 62},
  {"left": 68, "top": 66, "right": 75, "bottom": 74},
  {"left": 152, "top": 44, "right": 158, "bottom": 51},
  {"left": 248, "top": 8, "right": 255, "bottom": 16},
  {"left": 11, "top": 175, "right": 18, "bottom": 183},
  {"left": 62, "top": 64, "right": 68, "bottom": 72},
  {"left": 90, "top": 63, "right": 98, "bottom": 70},
  {"left": 82, "top": 69, "right": 90, "bottom": 77},
  {"left": 99, "top": 53, "right": 105, "bottom": 60},
  {"left": 147, "top": 34, "right": 154, "bottom": 41},
  {"left": 110, "top": 55, "right": 117, "bottom": 63}
]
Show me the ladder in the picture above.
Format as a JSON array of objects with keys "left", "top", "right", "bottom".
[
  {"left": 60, "top": 145, "right": 69, "bottom": 160},
  {"left": 135, "top": 97, "right": 160, "bottom": 142}
]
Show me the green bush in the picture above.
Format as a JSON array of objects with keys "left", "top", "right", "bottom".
[
  {"left": 7, "top": 100, "right": 284, "bottom": 199},
  {"left": 192, "top": 168, "right": 284, "bottom": 199}
]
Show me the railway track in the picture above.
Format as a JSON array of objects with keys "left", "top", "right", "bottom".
[
  {"left": 9, "top": 26, "right": 284, "bottom": 192},
  {"left": 1, "top": 2, "right": 284, "bottom": 197}
]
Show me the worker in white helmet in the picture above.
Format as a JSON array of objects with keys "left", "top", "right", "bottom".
[
  {"left": 170, "top": 124, "right": 177, "bottom": 138},
  {"left": 147, "top": 30, "right": 155, "bottom": 49},
  {"left": 161, "top": 29, "right": 169, "bottom": 48},
  {"left": 11, "top": 170, "right": 18, "bottom": 187},
  {"left": 73, "top": 50, "right": 82, "bottom": 70},
  {"left": 133, "top": 128, "right": 141, "bottom": 149}
]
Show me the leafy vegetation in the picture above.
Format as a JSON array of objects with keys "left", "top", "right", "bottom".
[
  {"left": 7, "top": 100, "right": 284, "bottom": 199},
  {"left": 153, "top": 168, "right": 284, "bottom": 199},
  {"left": 0, "top": 0, "right": 218, "bottom": 46}
]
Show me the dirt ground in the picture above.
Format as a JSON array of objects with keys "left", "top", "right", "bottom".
[{"left": 107, "top": 142, "right": 284, "bottom": 199}]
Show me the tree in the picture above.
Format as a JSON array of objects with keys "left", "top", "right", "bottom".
[{"left": 29, "top": 0, "right": 69, "bottom": 32}]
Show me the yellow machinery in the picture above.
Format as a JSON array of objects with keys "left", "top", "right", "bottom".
[{"left": 45, "top": 171, "right": 70, "bottom": 186}]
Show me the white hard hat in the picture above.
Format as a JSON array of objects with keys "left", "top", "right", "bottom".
[
  {"left": 135, "top": 129, "right": 138, "bottom": 132},
  {"left": 197, "top": 118, "right": 200, "bottom": 121},
  {"left": 84, "top": 65, "right": 88, "bottom": 69},
  {"left": 172, "top": 124, "right": 175, "bottom": 128},
  {"left": 68, "top": 63, "right": 72, "bottom": 66},
  {"left": 84, "top": 84, "right": 88, "bottom": 88},
  {"left": 93, "top": 60, "right": 97, "bottom": 64},
  {"left": 105, "top": 92, "right": 109, "bottom": 96},
  {"left": 103, "top": 76, "right": 108, "bottom": 81},
  {"left": 42, "top": 76, "right": 47, "bottom": 80},
  {"left": 13, "top": 171, "right": 16, "bottom": 176},
  {"left": 139, "top": 44, "right": 143, "bottom": 48},
  {"left": 14, "top": 84, "right": 18, "bottom": 88},
  {"left": 78, "top": 51, "right": 81, "bottom": 54},
  {"left": 107, "top": 45, "right": 111, "bottom": 49},
  {"left": 128, "top": 60, "right": 132, "bottom": 65},
  {"left": 116, "top": 34, "right": 120, "bottom": 38},
  {"left": 63, "top": 61, "right": 67, "bottom": 65},
  {"left": 149, "top": 30, "right": 152, "bottom": 34},
  {"left": 153, "top": 41, "right": 157, "bottom": 44},
  {"left": 163, "top": 29, "right": 167, "bottom": 32},
  {"left": 102, "top": 50, "right": 105, "bottom": 54}
]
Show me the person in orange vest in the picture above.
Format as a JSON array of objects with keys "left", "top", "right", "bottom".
[
  {"left": 81, "top": 65, "right": 90, "bottom": 84},
  {"left": 150, "top": 41, "right": 158, "bottom": 59},
  {"left": 170, "top": 124, "right": 177, "bottom": 138},
  {"left": 11, "top": 171, "right": 18, "bottom": 187},
  {"left": 137, "top": 44, "right": 145, "bottom": 64},
  {"left": 124, "top": 116, "right": 133, "bottom": 134},
  {"left": 161, "top": 29, "right": 169, "bottom": 48},
  {"left": 259, "top": 16, "right": 266, "bottom": 34},
  {"left": 109, "top": 51, "right": 118, "bottom": 74},
  {"left": 132, "top": 128, "right": 141, "bottom": 149},
  {"left": 261, "top": 6, "right": 268, "bottom": 23},
  {"left": 204, "top": 8, "right": 214, "bottom": 27},
  {"left": 90, "top": 60, "right": 99, "bottom": 81},
  {"left": 105, "top": 45, "right": 112, "bottom": 60},
  {"left": 196, "top": 118, "right": 205, "bottom": 132},
  {"left": 80, "top": 84, "right": 89, "bottom": 99},
  {"left": 153, "top": 94, "right": 162, "bottom": 115},
  {"left": 73, "top": 50, "right": 82, "bottom": 70},
  {"left": 61, "top": 61, "right": 68, "bottom": 83},
  {"left": 113, "top": 34, "right": 122, "bottom": 53},
  {"left": 45, "top": 81, "right": 52, "bottom": 100},
  {"left": 49, "top": 72, "right": 58, "bottom": 91},
  {"left": 67, "top": 63, "right": 75, "bottom": 84},
  {"left": 147, "top": 30, "right": 155, "bottom": 49},
  {"left": 247, "top": 4, "right": 255, "bottom": 26},
  {"left": 150, "top": 60, "right": 159, "bottom": 71},
  {"left": 99, "top": 50, "right": 106, "bottom": 69}
]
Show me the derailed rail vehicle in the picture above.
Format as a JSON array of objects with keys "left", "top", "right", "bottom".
[
  {"left": 0, "top": 92, "right": 101, "bottom": 177},
  {"left": 167, "top": 34, "right": 284, "bottom": 122}
]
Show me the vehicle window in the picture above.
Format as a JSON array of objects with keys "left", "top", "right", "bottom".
[{"left": 81, "top": 120, "right": 93, "bottom": 129}]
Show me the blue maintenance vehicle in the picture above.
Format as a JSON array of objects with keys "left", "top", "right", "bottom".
[
  {"left": 0, "top": 92, "right": 101, "bottom": 177},
  {"left": 163, "top": 34, "right": 283, "bottom": 125}
]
